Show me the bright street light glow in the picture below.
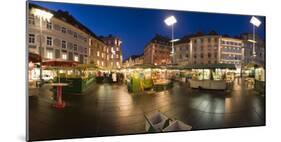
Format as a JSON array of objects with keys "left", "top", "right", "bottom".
[
  {"left": 164, "top": 16, "right": 177, "bottom": 26},
  {"left": 247, "top": 39, "right": 256, "bottom": 43},
  {"left": 250, "top": 16, "right": 261, "bottom": 27},
  {"left": 31, "top": 8, "right": 53, "bottom": 22},
  {"left": 170, "top": 39, "right": 180, "bottom": 42}
]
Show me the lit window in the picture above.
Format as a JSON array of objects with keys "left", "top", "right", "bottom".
[
  {"left": 61, "top": 27, "right": 66, "bottom": 33},
  {"left": 107, "top": 55, "right": 109, "bottom": 60},
  {"left": 116, "top": 47, "right": 119, "bottom": 51},
  {"left": 46, "top": 21, "right": 52, "bottom": 29},
  {"left": 61, "top": 40, "right": 66, "bottom": 48},
  {"left": 111, "top": 47, "right": 114, "bottom": 52},
  {"left": 74, "top": 55, "right": 79, "bottom": 62},
  {"left": 111, "top": 54, "right": 114, "bottom": 59},
  {"left": 97, "top": 51, "right": 100, "bottom": 57},
  {"left": 116, "top": 62, "right": 120, "bottom": 67},
  {"left": 46, "top": 51, "right": 53, "bottom": 59},
  {"left": 46, "top": 36, "right": 52, "bottom": 46},
  {"left": 102, "top": 53, "right": 105, "bottom": 58},
  {"left": 28, "top": 34, "right": 35, "bottom": 44},
  {"left": 29, "top": 14, "right": 35, "bottom": 25},
  {"left": 101, "top": 61, "right": 104, "bottom": 66},
  {"left": 62, "top": 53, "right": 67, "bottom": 60},
  {"left": 97, "top": 60, "right": 100, "bottom": 66}
]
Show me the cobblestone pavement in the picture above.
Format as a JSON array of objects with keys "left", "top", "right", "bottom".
[{"left": 28, "top": 78, "right": 265, "bottom": 141}]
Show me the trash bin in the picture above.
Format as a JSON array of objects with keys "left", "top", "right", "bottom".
[
  {"left": 145, "top": 111, "right": 170, "bottom": 132},
  {"left": 162, "top": 120, "right": 192, "bottom": 132}
]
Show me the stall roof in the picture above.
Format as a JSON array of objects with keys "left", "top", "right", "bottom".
[
  {"left": 128, "top": 64, "right": 158, "bottom": 69},
  {"left": 179, "top": 63, "right": 236, "bottom": 70}
]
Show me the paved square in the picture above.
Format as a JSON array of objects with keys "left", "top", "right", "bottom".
[{"left": 29, "top": 79, "right": 265, "bottom": 141}]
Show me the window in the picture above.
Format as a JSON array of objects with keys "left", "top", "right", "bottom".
[
  {"left": 74, "top": 44, "right": 78, "bottom": 51},
  {"left": 61, "top": 40, "right": 66, "bottom": 49},
  {"left": 97, "top": 51, "right": 100, "bottom": 57},
  {"left": 208, "top": 38, "right": 211, "bottom": 43},
  {"left": 116, "top": 47, "right": 119, "bottom": 51},
  {"left": 46, "top": 36, "right": 52, "bottom": 46},
  {"left": 84, "top": 48, "right": 87, "bottom": 54},
  {"left": 62, "top": 53, "right": 67, "bottom": 60},
  {"left": 97, "top": 60, "right": 100, "bottom": 66},
  {"left": 101, "top": 61, "right": 104, "bottom": 66},
  {"left": 46, "top": 50, "right": 53, "bottom": 59},
  {"left": 73, "top": 32, "right": 77, "bottom": 38},
  {"left": 29, "top": 14, "right": 35, "bottom": 25},
  {"left": 46, "top": 21, "right": 52, "bottom": 29},
  {"left": 74, "top": 55, "right": 79, "bottom": 62},
  {"left": 111, "top": 54, "right": 114, "bottom": 59},
  {"left": 28, "top": 34, "right": 35, "bottom": 44},
  {"left": 61, "top": 27, "right": 66, "bottom": 33}
]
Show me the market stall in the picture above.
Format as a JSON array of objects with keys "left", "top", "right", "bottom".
[
  {"left": 182, "top": 64, "right": 236, "bottom": 90},
  {"left": 125, "top": 64, "right": 172, "bottom": 93}
]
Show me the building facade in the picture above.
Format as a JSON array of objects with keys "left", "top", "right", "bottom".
[
  {"left": 123, "top": 54, "right": 144, "bottom": 68},
  {"left": 144, "top": 34, "right": 172, "bottom": 65},
  {"left": 240, "top": 33, "right": 265, "bottom": 67},
  {"left": 28, "top": 4, "right": 123, "bottom": 70},
  {"left": 88, "top": 37, "right": 109, "bottom": 68},
  {"left": 100, "top": 35, "right": 123, "bottom": 69},
  {"left": 174, "top": 33, "right": 244, "bottom": 71},
  {"left": 28, "top": 4, "right": 92, "bottom": 64}
]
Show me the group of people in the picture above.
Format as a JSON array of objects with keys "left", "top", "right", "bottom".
[{"left": 96, "top": 71, "right": 124, "bottom": 84}]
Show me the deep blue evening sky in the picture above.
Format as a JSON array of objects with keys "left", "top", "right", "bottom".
[{"left": 30, "top": 1, "right": 265, "bottom": 60}]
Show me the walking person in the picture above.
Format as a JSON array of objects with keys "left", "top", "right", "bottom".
[{"left": 112, "top": 72, "right": 117, "bottom": 83}]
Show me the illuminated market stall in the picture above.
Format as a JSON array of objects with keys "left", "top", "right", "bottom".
[
  {"left": 124, "top": 64, "right": 172, "bottom": 93},
  {"left": 181, "top": 64, "right": 236, "bottom": 90}
]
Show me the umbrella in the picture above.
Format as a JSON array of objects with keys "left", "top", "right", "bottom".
[
  {"left": 28, "top": 52, "right": 41, "bottom": 63},
  {"left": 42, "top": 59, "right": 79, "bottom": 82}
]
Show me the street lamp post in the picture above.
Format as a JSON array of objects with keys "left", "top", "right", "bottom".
[
  {"left": 249, "top": 16, "right": 261, "bottom": 57},
  {"left": 164, "top": 16, "right": 177, "bottom": 64},
  {"left": 30, "top": 8, "right": 53, "bottom": 84}
]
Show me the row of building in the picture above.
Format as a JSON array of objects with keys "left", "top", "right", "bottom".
[
  {"left": 28, "top": 4, "right": 123, "bottom": 69},
  {"left": 28, "top": 4, "right": 265, "bottom": 71},
  {"left": 124, "top": 32, "right": 265, "bottom": 71}
]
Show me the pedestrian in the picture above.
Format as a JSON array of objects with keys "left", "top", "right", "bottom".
[{"left": 112, "top": 72, "right": 117, "bottom": 83}]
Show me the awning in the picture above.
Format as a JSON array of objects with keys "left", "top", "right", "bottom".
[{"left": 181, "top": 63, "right": 236, "bottom": 70}]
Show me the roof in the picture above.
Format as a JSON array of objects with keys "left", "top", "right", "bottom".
[
  {"left": 127, "top": 64, "right": 158, "bottom": 69},
  {"left": 123, "top": 53, "right": 143, "bottom": 62},
  {"left": 175, "top": 63, "right": 236, "bottom": 70},
  {"left": 28, "top": 3, "right": 103, "bottom": 41},
  {"left": 144, "top": 34, "right": 171, "bottom": 49}
]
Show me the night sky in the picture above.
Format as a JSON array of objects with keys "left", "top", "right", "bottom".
[{"left": 30, "top": 1, "right": 265, "bottom": 60}]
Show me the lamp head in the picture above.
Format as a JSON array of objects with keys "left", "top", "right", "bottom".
[
  {"left": 31, "top": 8, "right": 53, "bottom": 22},
  {"left": 164, "top": 16, "right": 177, "bottom": 26},
  {"left": 250, "top": 16, "right": 261, "bottom": 27}
]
